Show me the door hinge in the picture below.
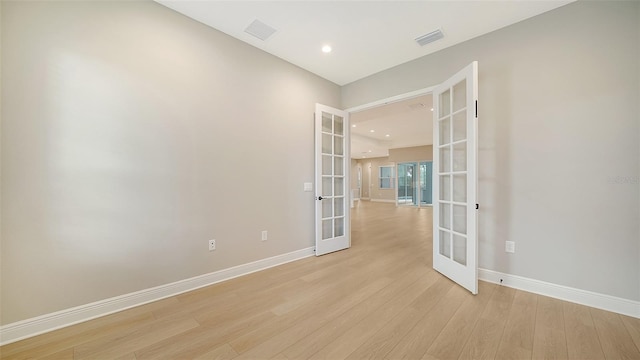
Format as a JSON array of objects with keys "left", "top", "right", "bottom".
[
  {"left": 475, "top": 101, "right": 478, "bottom": 118},
  {"left": 476, "top": 203, "right": 479, "bottom": 210}
]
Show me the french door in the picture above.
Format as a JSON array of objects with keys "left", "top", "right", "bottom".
[
  {"left": 314, "top": 104, "right": 350, "bottom": 256},
  {"left": 432, "top": 62, "right": 479, "bottom": 294}
]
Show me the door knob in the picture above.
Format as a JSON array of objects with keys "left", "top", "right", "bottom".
[{"left": 317, "top": 196, "right": 323, "bottom": 200}]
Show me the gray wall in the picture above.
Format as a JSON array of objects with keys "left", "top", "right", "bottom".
[
  {"left": 344, "top": 1, "right": 640, "bottom": 302},
  {"left": 1, "top": 0, "right": 340, "bottom": 324},
  {"left": 357, "top": 158, "right": 396, "bottom": 202},
  {"left": 388, "top": 145, "right": 432, "bottom": 163}
]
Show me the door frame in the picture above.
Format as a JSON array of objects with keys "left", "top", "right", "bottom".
[
  {"left": 345, "top": 87, "right": 435, "bottom": 209},
  {"left": 345, "top": 87, "right": 435, "bottom": 114}
]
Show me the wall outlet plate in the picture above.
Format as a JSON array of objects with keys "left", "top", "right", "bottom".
[
  {"left": 209, "top": 239, "right": 216, "bottom": 251},
  {"left": 261, "top": 230, "right": 268, "bottom": 241},
  {"left": 505, "top": 241, "right": 515, "bottom": 253}
]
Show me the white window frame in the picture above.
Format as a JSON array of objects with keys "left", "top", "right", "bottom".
[{"left": 379, "top": 165, "right": 395, "bottom": 189}]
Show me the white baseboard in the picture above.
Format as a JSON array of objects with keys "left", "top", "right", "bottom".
[
  {"left": 371, "top": 199, "right": 396, "bottom": 203},
  {"left": 479, "top": 268, "right": 640, "bottom": 319},
  {"left": 0, "top": 247, "right": 315, "bottom": 346}
]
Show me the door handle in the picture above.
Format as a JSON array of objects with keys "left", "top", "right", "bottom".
[{"left": 317, "top": 196, "right": 324, "bottom": 200}]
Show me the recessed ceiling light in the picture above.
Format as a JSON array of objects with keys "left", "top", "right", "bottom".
[
  {"left": 430, "top": 108, "right": 434, "bottom": 111},
  {"left": 369, "top": 130, "right": 375, "bottom": 133},
  {"left": 322, "top": 45, "right": 332, "bottom": 53},
  {"left": 368, "top": 150, "right": 372, "bottom": 153},
  {"left": 352, "top": 124, "right": 356, "bottom": 128},
  {"left": 385, "top": 134, "right": 390, "bottom": 137}
]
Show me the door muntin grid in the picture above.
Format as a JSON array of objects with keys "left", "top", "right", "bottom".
[
  {"left": 321, "top": 112, "right": 346, "bottom": 240},
  {"left": 437, "top": 80, "right": 468, "bottom": 266}
]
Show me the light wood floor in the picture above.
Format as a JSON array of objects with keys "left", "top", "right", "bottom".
[{"left": 2, "top": 201, "right": 640, "bottom": 359}]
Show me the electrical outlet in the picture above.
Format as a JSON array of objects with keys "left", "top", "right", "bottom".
[
  {"left": 261, "top": 230, "right": 268, "bottom": 241},
  {"left": 209, "top": 239, "right": 216, "bottom": 251},
  {"left": 505, "top": 241, "right": 515, "bottom": 253}
]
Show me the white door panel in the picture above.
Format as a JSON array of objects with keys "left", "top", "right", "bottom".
[
  {"left": 315, "top": 104, "right": 350, "bottom": 256},
  {"left": 432, "top": 62, "right": 478, "bottom": 294}
]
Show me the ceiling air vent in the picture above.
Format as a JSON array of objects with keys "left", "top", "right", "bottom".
[
  {"left": 244, "top": 19, "right": 277, "bottom": 41},
  {"left": 415, "top": 29, "right": 444, "bottom": 47}
]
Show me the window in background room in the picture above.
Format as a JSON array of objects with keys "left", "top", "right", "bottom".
[{"left": 379, "top": 166, "right": 395, "bottom": 189}]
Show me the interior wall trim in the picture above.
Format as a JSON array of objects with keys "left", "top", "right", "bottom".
[
  {"left": 479, "top": 268, "right": 640, "bottom": 319},
  {"left": 0, "top": 247, "right": 315, "bottom": 346}
]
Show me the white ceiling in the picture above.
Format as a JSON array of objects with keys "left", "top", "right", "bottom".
[
  {"left": 156, "top": 0, "right": 573, "bottom": 86},
  {"left": 351, "top": 95, "right": 432, "bottom": 159}
]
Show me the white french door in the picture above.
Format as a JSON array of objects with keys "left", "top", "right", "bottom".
[
  {"left": 432, "top": 62, "right": 479, "bottom": 294},
  {"left": 315, "top": 104, "right": 350, "bottom": 256}
]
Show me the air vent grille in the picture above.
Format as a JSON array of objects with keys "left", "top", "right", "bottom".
[
  {"left": 415, "top": 29, "right": 444, "bottom": 46},
  {"left": 244, "top": 19, "right": 277, "bottom": 41}
]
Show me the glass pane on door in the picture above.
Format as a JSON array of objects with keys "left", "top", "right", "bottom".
[
  {"left": 440, "top": 147, "right": 451, "bottom": 172},
  {"left": 439, "top": 230, "right": 451, "bottom": 258},
  {"left": 334, "top": 178, "right": 344, "bottom": 196},
  {"left": 440, "top": 175, "right": 450, "bottom": 201},
  {"left": 334, "top": 157, "right": 344, "bottom": 175},
  {"left": 440, "top": 89, "right": 451, "bottom": 116},
  {"left": 335, "top": 217, "right": 344, "bottom": 237},
  {"left": 322, "top": 155, "right": 332, "bottom": 176},
  {"left": 322, "top": 200, "right": 332, "bottom": 218},
  {"left": 453, "top": 205, "right": 467, "bottom": 234},
  {"left": 322, "top": 134, "right": 332, "bottom": 154},
  {"left": 453, "top": 112, "right": 466, "bottom": 142},
  {"left": 334, "top": 197, "right": 344, "bottom": 216},
  {"left": 322, "top": 219, "right": 332, "bottom": 240},
  {"left": 453, "top": 142, "right": 466, "bottom": 171},
  {"left": 334, "top": 116, "right": 344, "bottom": 135},
  {"left": 439, "top": 203, "right": 451, "bottom": 229},
  {"left": 322, "top": 113, "right": 332, "bottom": 133},
  {"left": 453, "top": 234, "right": 467, "bottom": 265},
  {"left": 453, "top": 175, "right": 466, "bottom": 202},
  {"left": 322, "top": 177, "right": 332, "bottom": 196},
  {"left": 334, "top": 136, "right": 343, "bottom": 155},
  {"left": 440, "top": 118, "right": 451, "bottom": 145},
  {"left": 452, "top": 80, "right": 466, "bottom": 113}
]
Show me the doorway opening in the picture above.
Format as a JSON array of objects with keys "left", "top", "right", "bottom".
[
  {"left": 317, "top": 61, "right": 478, "bottom": 294},
  {"left": 348, "top": 90, "right": 434, "bottom": 208}
]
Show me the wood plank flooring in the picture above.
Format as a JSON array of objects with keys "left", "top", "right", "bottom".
[{"left": 1, "top": 201, "right": 639, "bottom": 359}]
